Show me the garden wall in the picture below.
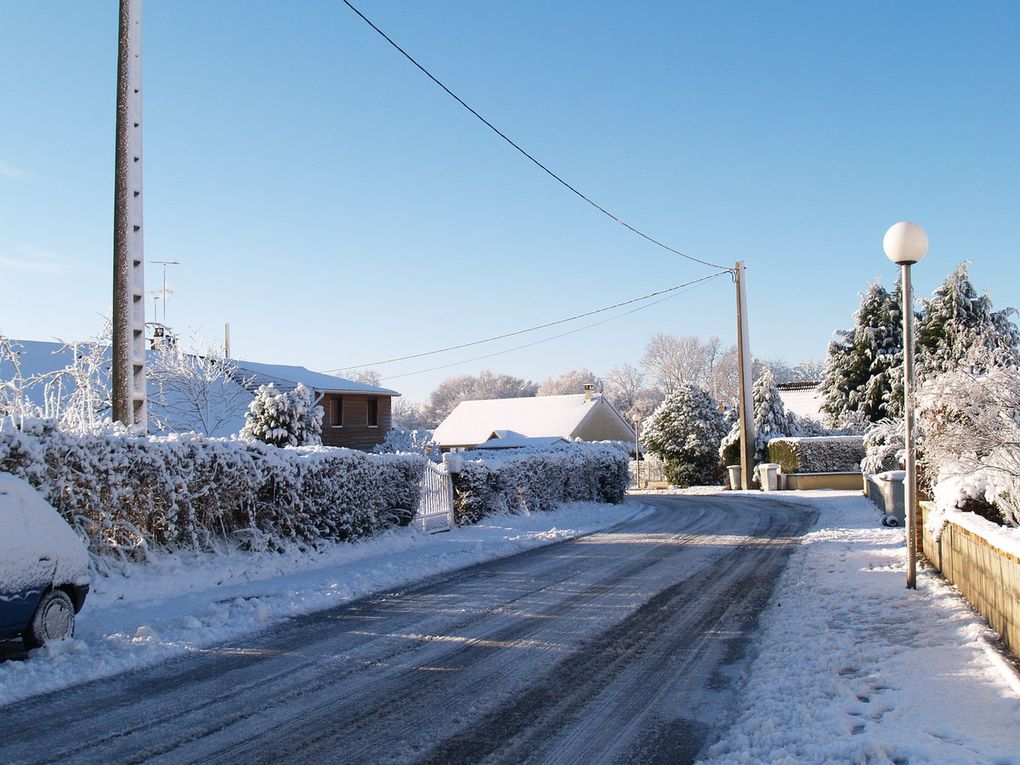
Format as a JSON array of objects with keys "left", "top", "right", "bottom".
[{"left": 921, "top": 501, "right": 1020, "bottom": 657}]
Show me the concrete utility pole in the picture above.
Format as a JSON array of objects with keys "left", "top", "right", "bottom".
[
  {"left": 734, "top": 261, "right": 756, "bottom": 489},
  {"left": 112, "top": 0, "right": 147, "bottom": 431}
]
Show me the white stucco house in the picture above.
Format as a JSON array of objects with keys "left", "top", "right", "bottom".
[{"left": 432, "top": 388, "right": 636, "bottom": 452}]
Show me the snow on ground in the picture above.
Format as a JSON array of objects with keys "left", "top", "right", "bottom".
[
  {"left": 0, "top": 500, "right": 650, "bottom": 707},
  {"left": 701, "top": 490, "right": 1020, "bottom": 765}
]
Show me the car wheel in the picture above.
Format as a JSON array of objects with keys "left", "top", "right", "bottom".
[{"left": 23, "top": 589, "right": 75, "bottom": 650}]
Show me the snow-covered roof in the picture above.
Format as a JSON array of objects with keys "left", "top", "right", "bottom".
[
  {"left": 777, "top": 382, "right": 825, "bottom": 422},
  {"left": 433, "top": 393, "right": 634, "bottom": 448},
  {"left": 230, "top": 359, "right": 399, "bottom": 397}
]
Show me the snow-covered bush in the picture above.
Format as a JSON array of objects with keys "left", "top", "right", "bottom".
[
  {"left": 450, "top": 443, "right": 628, "bottom": 525},
  {"left": 0, "top": 425, "right": 426, "bottom": 565},
  {"left": 918, "top": 359, "right": 1020, "bottom": 526},
  {"left": 767, "top": 436, "right": 866, "bottom": 474},
  {"left": 372, "top": 426, "right": 439, "bottom": 460},
  {"left": 642, "top": 385, "right": 727, "bottom": 487},
  {"left": 241, "top": 383, "right": 323, "bottom": 447},
  {"left": 861, "top": 419, "right": 907, "bottom": 474}
]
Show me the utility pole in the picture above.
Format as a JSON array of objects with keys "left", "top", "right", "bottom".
[
  {"left": 734, "top": 261, "right": 756, "bottom": 489},
  {"left": 112, "top": 0, "right": 146, "bottom": 432}
]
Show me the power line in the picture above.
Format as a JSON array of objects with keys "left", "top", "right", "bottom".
[
  {"left": 338, "top": 0, "right": 730, "bottom": 273},
  {"left": 328, "top": 270, "right": 728, "bottom": 372},
  {"left": 380, "top": 274, "right": 720, "bottom": 381}
]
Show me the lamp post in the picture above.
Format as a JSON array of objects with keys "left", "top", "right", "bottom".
[{"left": 883, "top": 221, "right": 928, "bottom": 590}]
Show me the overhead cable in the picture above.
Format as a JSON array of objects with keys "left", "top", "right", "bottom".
[
  {"left": 328, "top": 270, "right": 728, "bottom": 373},
  {"left": 380, "top": 273, "right": 722, "bottom": 381},
  {"left": 338, "top": 0, "right": 731, "bottom": 273}
]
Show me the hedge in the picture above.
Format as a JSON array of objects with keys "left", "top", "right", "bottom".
[
  {"left": 767, "top": 436, "right": 866, "bottom": 474},
  {"left": 448, "top": 443, "right": 629, "bottom": 525}
]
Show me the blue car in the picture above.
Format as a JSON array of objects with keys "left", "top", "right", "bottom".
[{"left": 0, "top": 473, "right": 90, "bottom": 649}]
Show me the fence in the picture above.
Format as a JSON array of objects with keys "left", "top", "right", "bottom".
[{"left": 414, "top": 461, "right": 455, "bottom": 533}]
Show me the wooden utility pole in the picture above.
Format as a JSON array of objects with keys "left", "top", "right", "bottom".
[
  {"left": 112, "top": 0, "right": 147, "bottom": 431},
  {"left": 734, "top": 262, "right": 755, "bottom": 489}
]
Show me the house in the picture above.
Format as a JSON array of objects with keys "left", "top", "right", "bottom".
[
  {"left": 471, "top": 431, "right": 569, "bottom": 450},
  {"left": 2, "top": 339, "right": 399, "bottom": 451},
  {"left": 230, "top": 359, "right": 399, "bottom": 451},
  {"left": 777, "top": 380, "right": 825, "bottom": 423},
  {"left": 432, "top": 387, "right": 635, "bottom": 452}
]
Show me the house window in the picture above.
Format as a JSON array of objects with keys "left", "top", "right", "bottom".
[
  {"left": 331, "top": 397, "right": 344, "bottom": 427},
  {"left": 367, "top": 397, "right": 379, "bottom": 427}
]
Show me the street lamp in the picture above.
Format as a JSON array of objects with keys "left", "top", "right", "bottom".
[{"left": 883, "top": 221, "right": 928, "bottom": 590}]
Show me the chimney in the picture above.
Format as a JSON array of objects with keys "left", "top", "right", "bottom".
[{"left": 583, "top": 383, "right": 595, "bottom": 402}]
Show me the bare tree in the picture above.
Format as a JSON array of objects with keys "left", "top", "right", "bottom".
[
  {"left": 537, "top": 368, "right": 599, "bottom": 396},
  {"left": 604, "top": 363, "right": 662, "bottom": 422},
  {"left": 422, "top": 370, "right": 538, "bottom": 427},
  {"left": 148, "top": 345, "right": 252, "bottom": 436},
  {"left": 337, "top": 368, "right": 383, "bottom": 386},
  {"left": 391, "top": 397, "right": 430, "bottom": 430},
  {"left": 0, "top": 335, "right": 38, "bottom": 429}
]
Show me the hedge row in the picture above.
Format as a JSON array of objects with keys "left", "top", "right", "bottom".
[
  {"left": 767, "top": 436, "right": 866, "bottom": 474},
  {"left": 0, "top": 426, "right": 629, "bottom": 567},
  {"left": 448, "top": 443, "right": 629, "bottom": 525},
  {"left": 0, "top": 424, "right": 425, "bottom": 563}
]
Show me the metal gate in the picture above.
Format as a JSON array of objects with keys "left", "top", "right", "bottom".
[{"left": 414, "top": 461, "right": 455, "bottom": 533}]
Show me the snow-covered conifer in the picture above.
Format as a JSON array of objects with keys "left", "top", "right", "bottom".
[
  {"left": 641, "top": 384, "right": 727, "bottom": 487},
  {"left": 820, "top": 281, "right": 903, "bottom": 425},
  {"left": 241, "top": 383, "right": 323, "bottom": 447}
]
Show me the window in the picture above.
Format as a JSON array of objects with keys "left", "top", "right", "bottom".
[
  {"left": 331, "top": 396, "right": 344, "bottom": 427},
  {"left": 367, "top": 397, "right": 379, "bottom": 427}
]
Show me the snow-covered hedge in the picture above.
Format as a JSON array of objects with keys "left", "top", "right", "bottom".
[
  {"left": 0, "top": 424, "right": 425, "bottom": 563},
  {"left": 449, "top": 443, "right": 629, "bottom": 525},
  {"left": 767, "top": 436, "right": 865, "bottom": 474}
]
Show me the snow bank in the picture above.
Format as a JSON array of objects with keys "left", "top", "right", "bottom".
[{"left": 700, "top": 491, "right": 1020, "bottom": 765}]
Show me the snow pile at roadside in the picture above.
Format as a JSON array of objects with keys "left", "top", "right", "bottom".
[
  {"left": 701, "top": 491, "right": 1020, "bottom": 765},
  {"left": 0, "top": 499, "right": 649, "bottom": 707}
]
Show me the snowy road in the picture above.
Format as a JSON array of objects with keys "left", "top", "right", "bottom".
[{"left": 0, "top": 494, "right": 813, "bottom": 765}]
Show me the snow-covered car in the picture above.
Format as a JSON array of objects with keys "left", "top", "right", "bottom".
[{"left": 0, "top": 473, "right": 90, "bottom": 649}]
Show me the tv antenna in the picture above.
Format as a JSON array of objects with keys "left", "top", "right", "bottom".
[{"left": 150, "top": 260, "right": 180, "bottom": 325}]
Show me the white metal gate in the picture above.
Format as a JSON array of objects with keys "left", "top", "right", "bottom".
[{"left": 414, "top": 461, "right": 455, "bottom": 533}]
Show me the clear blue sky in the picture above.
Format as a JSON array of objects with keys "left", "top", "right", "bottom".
[{"left": 2, "top": 1, "right": 1018, "bottom": 402}]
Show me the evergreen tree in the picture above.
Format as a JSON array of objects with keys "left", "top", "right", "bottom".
[
  {"left": 242, "top": 383, "right": 323, "bottom": 447},
  {"left": 916, "top": 263, "right": 1019, "bottom": 375},
  {"left": 641, "top": 384, "right": 727, "bottom": 487},
  {"left": 719, "top": 366, "right": 797, "bottom": 465},
  {"left": 820, "top": 281, "right": 903, "bottom": 425}
]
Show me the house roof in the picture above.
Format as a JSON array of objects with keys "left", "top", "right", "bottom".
[
  {"left": 433, "top": 393, "right": 633, "bottom": 447},
  {"left": 777, "top": 381, "right": 825, "bottom": 421},
  {"left": 230, "top": 359, "right": 399, "bottom": 397}
]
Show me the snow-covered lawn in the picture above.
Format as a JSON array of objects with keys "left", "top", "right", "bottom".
[
  {"left": 701, "top": 490, "right": 1020, "bottom": 765},
  {"left": 0, "top": 500, "right": 650, "bottom": 707}
]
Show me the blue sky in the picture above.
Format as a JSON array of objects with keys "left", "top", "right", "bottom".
[{"left": 2, "top": 1, "right": 1018, "bottom": 402}]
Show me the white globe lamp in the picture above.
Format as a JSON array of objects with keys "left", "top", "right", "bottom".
[{"left": 883, "top": 221, "right": 928, "bottom": 266}]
